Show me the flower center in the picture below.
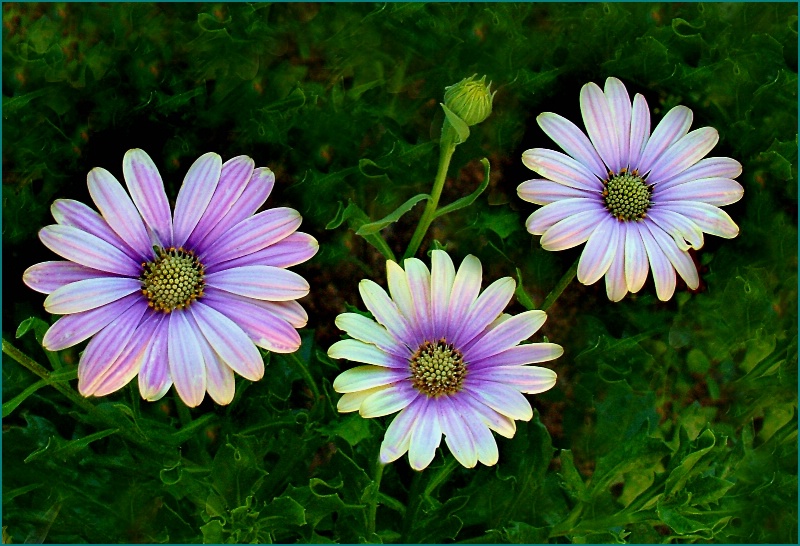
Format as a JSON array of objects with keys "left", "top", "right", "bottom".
[
  {"left": 602, "top": 169, "right": 652, "bottom": 221},
  {"left": 410, "top": 339, "right": 466, "bottom": 397},
  {"left": 140, "top": 247, "right": 205, "bottom": 313}
]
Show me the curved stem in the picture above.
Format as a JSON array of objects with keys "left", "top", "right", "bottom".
[
  {"left": 403, "top": 139, "right": 457, "bottom": 260},
  {"left": 540, "top": 258, "right": 579, "bottom": 312},
  {"left": 367, "top": 459, "right": 385, "bottom": 537},
  {"left": 423, "top": 457, "right": 459, "bottom": 497}
]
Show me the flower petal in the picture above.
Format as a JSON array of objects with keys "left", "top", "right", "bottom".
[
  {"left": 536, "top": 112, "right": 607, "bottom": 178},
  {"left": 138, "top": 315, "right": 171, "bottom": 401},
  {"left": 438, "top": 396, "right": 477, "bottom": 468},
  {"left": 655, "top": 157, "right": 742, "bottom": 191},
  {"left": 446, "top": 254, "right": 482, "bottom": 340},
  {"left": 408, "top": 398, "right": 442, "bottom": 471},
  {"left": 77, "top": 300, "right": 148, "bottom": 396},
  {"left": 624, "top": 223, "right": 650, "bottom": 293},
  {"left": 404, "top": 258, "right": 434, "bottom": 341},
  {"left": 44, "top": 277, "right": 141, "bottom": 314},
  {"left": 185, "top": 311, "right": 235, "bottom": 405},
  {"left": 333, "top": 365, "right": 408, "bottom": 393},
  {"left": 526, "top": 198, "right": 604, "bottom": 235},
  {"left": 360, "top": 381, "right": 418, "bottom": 418},
  {"left": 41, "top": 293, "right": 140, "bottom": 351},
  {"left": 189, "top": 301, "right": 264, "bottom": 381},
  {"left": 458, "top": 401, "right": 499, "bottom": 466},
  {"left": 647, "top": 208, "right": 704, "bottom": 250},
  {"left": 386, "top": 260, "right": 419, "bottom": 337},
  {"left": 380, "top": 397, "right": 425, "bottom": 464},
  {"left": 655, "top": 178, "right": 744, "bottom": 206},
  {"left": 39, "top": 224, "right": 141, "bottom": 276},
  {"left": 460, "top": 391, "right": 517, "bottom": 438},
  {"left": 186, "top": 155, "right": 254, "bottom": 249},
  {"left": 201, "top": 208, "right": 302, "bottom": 266},
  {"left": 23, "top": 261, "right": 113, "bottom": 294},
  {"left": 639, "top": 222, "right": 676, "bottom": 301},
  {"left": 206, "top": 232, "right": 318, "bottom": 272},
  {"left": 430, "top": 249, "right": 456, "bottom": 333},
  {"left": 638, "top": 105, "right": 693, "bottom": 174},
  {"left": 472, "top": 365, "right": 557, "bottom": 394},
  {"left": 605, "top": 224, "right": 628, "bottom": 301},
  {"left": 463, "top": 381, "right": 533, "bottom": 421},
  {"left": 338, "top": 385, "right": 390, "bottom": 413},
  {"left": 647, "top": 127, "right": 719, "bottom": 184},
  {"left": 628, "top": 94, "right": 651, "bottom": 168},
  {"left": 172, "top": 152, "right": 222, "bottom": 248},
  {"left": 604, "top": 77, "right": 632, "bottom": 171},
  {"left": 517, "top": 179, "right": 595, "bottom": 205},
  {"left": 452, "top": 277, "right": 515, "bottom": 348},
  {"left": 359, "top": 279, "right": 416, "bottom": 348},
  {"left": 657, "top": 201, "right": 739, "bottom": 239},
  {"left": 123, "top": 149, "right": 173, "bottom": 247},
  {"left": 167, "top": 311, "right": 207, "bottom": 407},
  {"left": 334, "top": 313, "right": 410, "bottom": 357},
  {"left": 87, "top": 167, "right": 152, "bottom": 258},
  {"left": 577, "top": 216, "right": 620, "bottom": 285},
  {"left": 522, "top": 148, "right": 603, "bottom": 191},
  {"left": 328, "top": 339, "right": 407, "bottom": 368},
  {"left": 540, "top": 210, "right": 603, "bottom": 251},
  {"left": 51, "top": 199, "right": 141, "bottom": 260},
  {"left": 205, "top": 265, "right": 309, "bottom": 301},
  {"left": 469, "top": 343, "right": 564, "bottom": 371},
  {"left": 644, "top": 221, "right": 699, "bottom": 290},
  {"left": 463, "top": 310, "right": 547, "bottom": 362},
  {"left": 580, "top": 81, "right": 620, "bottom": 172}
]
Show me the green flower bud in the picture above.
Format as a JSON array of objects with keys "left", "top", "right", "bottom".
[{"left": 443, "top": 74, "right": 495, "bottom": 126}]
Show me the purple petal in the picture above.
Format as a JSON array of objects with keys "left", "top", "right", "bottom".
[
  {"left": 39, "top": 225, "right": 141, "bottom": 276},
  {"left": 334, "top": 312, "right": 410, "bottom": 358},
  {"left": 188, "top": 301, "right": 264, "bottom": 381},
  {"left": 204, "top": 265, "right": 309, "bottom": 301},
  {"left": 639, "top": 222, "right": 676, "bottom": 301},
  {"left": 655, "top": 157, "right": 742, "bottom": 191},
  {"left": 458, "top": 402, "right": 499, "bottom": 466},
  {"left": 51, "top": 199, "right": 141, "bottom": 261},
  {"left": 470, "top": 365, "right": 557, "bottom": 394},
  {"left": 522, "top": 148, "right": 603, "bottom": 191},
  {"left": 41, "top": 293, "right": 140, "bottom": 351},
  {"left": 358, "top": 279, "right": 416, "bottom": 349},
  {"left": 44, "top": 277, "right": 141, "bottom": 314},
  {"left": 646, "top": 127, "right": 719, "bottom": 184},
  {"left": 517, "top": 179, "right": 595, "bottom": 205},
  {"left": 459, "top": 391, "right": 516, "bottom": 438},
  {"left": 333, "top": 365, "right": 409, "bottom": 393},
  {"left": 624, "top": 223, "right": 650, "bottom": 293},
  {"left": 468, "top": 343, "right": 563, "bottom": 371},
  {"left": 360, "top": 380, "right": 418, "bottom": 418},
  {"left": 123, "top": 149, "right": 173, "bottom": 247},
  {"left": 380, "top": 396, "right": 425, "bottom": 464},
  {"left": 404, "top": 258, "right": 434, "bottom": 341},
  {"left": 167, "top": 311, "right": 206, "bottom": 407},
  {"left": 23, "top": 261, "right": 113, "bottom": 294},
  {"left": 138, "top": 314, "right": 171, "bottom": 401},
  {"left": 463, "top": 310, "right": 547, "bottom": 362},
  {"left": 196, "top": 167, "right": 275, "bottom": 247},
  {"left": 206, "top": 232, "right": 318, "bottom": 273},
  {"left": 605, "top": 225, "right": 628, "bottom": 301},
  {"left": 186, "top": 155, "right": 254, "bottom": 249},
  {"left": 655, "top": 178, "right": 744, "bottom": 206},
  {"left": 408, "top": 398, "right": 442, "bottom": 470},
  {"left": 77, "top": 300, "right": 148, "bottom": 396},
  {"left": 580, "top": 81, "right": 620, "bottom": 172},
  {"left": 438, "top": 396, "right": 477, "bottom": 468},
  {"left": 463, "top": 381, "right": 533, "bottom": 421},
  {"left": 87, "top": 167, "right": 152, "bottom": 258},
  {"left": 90, "top": 312, "right": 161, "bottom": 397},
  {"left": 201, "top": 208, "right": 302, "bottom": 266},
  {"left": 430, "top": 250, "right": 456, "bottom": 333},
  {"left": 577, "top": 216, "right": 620, "bottom": 285},
  {"left": 172, "top": 152, "right": 222, "bottom": 248},
  {"left": 638, "top": 105, "right": 693, "bottom": 174},
  {"left": 451, "top": 277, "right": 515, "bottom": 348},
  {"left": 647, "top": 208, "right": 704, "bottom": 250},
  {"left": 200, "top": 287, "right": 301, "bottom": 353},
  {"left": 526, "top": 198, "right": 604, "bottom": 235},
  {"left": 193, "top": 321, "right": 235, "bottom": 406},
  {"left": 628, "top": 94, "right": 651, "bottom": 168},
  {"left": 540, "top": 209, "right": 604, "bottom": 251},
  {"left": 536, "top": 112, "right": 607, "bottom": 177},
  {"left": 604, "top": 77, "right": 632, "bottom": 171},
  {"left": 445, "top": 254, "right": 482, "bottom": 341},
  {"left": 644, "top": 221, "right": 699, "bottom": 290},
  {"left": 657, "top": 201, "right": 739, "bottom": 239},
  {"left": 207, "top": 290, "right": 307, "bottom": 328}
]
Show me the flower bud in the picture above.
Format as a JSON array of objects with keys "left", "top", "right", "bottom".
[{"left": 443, "top": 74, "right": 495, "bottom": 126}]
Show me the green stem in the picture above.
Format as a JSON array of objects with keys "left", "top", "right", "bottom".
[
  {"left": 423, "top": 457, "right": 459, "bottom": 497},
  {"left": 286, "top": 351, "right": 321, "bottom": 404},
  {"left": 540, "top": 258, "right": 579, "bottom": 312},
  {"left": 403, "top": 138, "right": 457, "bottom": 260},
  {"left": 367, "top": 459, "right": 385, "bottom": 537}
]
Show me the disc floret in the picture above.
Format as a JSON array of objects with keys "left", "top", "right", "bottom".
[
  {"left": 602, "top": 168, "right": 653, "bottom": 221},
  {"left": 410, "top": 338, "right": 466, "bottom": 397},
  {"left": 140, "top": 246, "right": 205, "bottom": 312}
]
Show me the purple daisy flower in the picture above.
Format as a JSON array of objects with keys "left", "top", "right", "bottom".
[
  {"left": 328, "top": 250, "right": 561, "bottom": 471},
  {"left": 23, "top": 149, "right": 318, "bottom": 407},
  {"left": 518, "top": 77, "right": 743, "bottom": 301}
]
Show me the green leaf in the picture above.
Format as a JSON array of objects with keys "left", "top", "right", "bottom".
[
  {"left": 514, "top": 267, "right": 537, "bottom": 311},
  {"left": 440, "top": 103, "right": 470, "bottom": 144},
  {"left": 200, "top": 519, "right": 224, "bottom": 544},
  {"left": 355, "top": 193, "right": 430, "bottom": 236},
  {"left": 433, "top": 157, "right": 490, "bottom": 218},
  {"left": 24, "top": 428, "right": 118, "bottom": 463}
]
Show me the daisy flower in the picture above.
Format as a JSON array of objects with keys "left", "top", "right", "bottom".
[
  {"left": 518, "top": 77, "right": 743, "bottom": 301},
  {"left": 328, "top": 250, "right": 561, "bottom": 471},
  {"left": 23, "top": 149, "right": 318, "bottom": 407}
]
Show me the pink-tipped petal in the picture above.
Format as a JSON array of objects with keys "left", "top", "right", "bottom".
[
  {"left": 537, "top": 112, "right": 607, "bottom": 178},
  {"left": 638, "top": 105, "right": 693, "bottom": 174},
  {"left": 522, "top": 148, "right": 603, "bottom": 191},
  {"left": 44, "top": 277, "right": 141, "bottom": 314},
  {"left": 646, "top": 127, "right": 719, "bottom": 184},
  {"left": 42, "top": 293, "right": 140, "bottom": 351},
  {"left": 23, "top": 261, "right": 113, "bottom": 294},
  {"left": 172, "top": 152, "right": 222, "bottom": 248},
  {"left": 39, "top": 225, "right": 141, "bottom": 276},
  {"left": 580, "top": 81, "right": 621, "bottom": 172},
  {"left": 205, "top": 265, "right": 309, "bottom": 301},
  {"left": 167, "top": 311, "right": 206, "bottom": 407},
  {"left": 122, "top": 149, "right": 173, "bottom": 247}
]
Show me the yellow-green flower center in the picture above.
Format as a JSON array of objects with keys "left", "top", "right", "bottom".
[
  {"left": 140, "top": 247, "right": 205, "bottom": 313},
  {"left": 410, "top": 339, "right": 466, "bottom": 397},
  {"left": 602, "top": 169, "right": 652, "bottom": 221}
]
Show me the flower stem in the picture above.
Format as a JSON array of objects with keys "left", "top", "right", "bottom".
[
  {"left": 367, "top": 459, "right": 385, "bottom": 537},
  {"left": 540, "top": 257, "right": 579, "bottom": 312},
  {"left": 403, "top": 136, "right": 457, "bottom": 260},
  {"left": 286, "top": 351, "right": 321, "bottom": 404},
  {"left": 423, "top": 457, "right": 459, "bottom": 497}
]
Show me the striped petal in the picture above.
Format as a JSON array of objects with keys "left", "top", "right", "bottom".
[
  {"left": 44, "top": 277, "right": 141, "bottom": 314},
  {"left": 359, "top": 279, "right": 416, "bottom": 348},
  {"left": 123, "top": 149, "right": 172, "bottom": 247},
  {"left": 624, "top": 223, "right": 650, "bottom": 293},
  {"left": 646, "top": 127, "right": 719, "bottom": 184},
  {"left": 185, "top": 311, "right": 236, "bottom": 405},
  {"left": 517, "top": 179, "right": 595, "bottom": 205},
  {"left": 23, "top": 261, "right": 113, "bottom": 294},
  {"left": 658, "top": 201, "right": 739, "bottom": 239},
  {"left": 471, "top": 365, "right": 557, "bottom": 394},
  {"left": 638, "top": 105, "right": 693, "bottom": 174},
  {"left": 540, "top": 210, "right": 603, "bottom": 251},
  {"left": 655, "top": 157, "right": 742, "bottom": 191},
  {"left": 334, "top": 313, "right": 410, "bottom": 357},
  {"left": 338, "top": 385, "right": 390, "bottom": 413},
  {"left": 333, "top": 366, "right": 408, "bottom": 393},
  {"left": 51, "top": 199, "right": 140, "bottom": 261},
  {"left": 628, "top": 94, "right": 651, "bottom": 168},
  {"left": 647, "top": 208, "right": 704, "bottom": 250},
  {"left": 639, "top": 222, "right": 676, "bottom": 301},
  {"left": 39, "top": 225, "right": 141, "bottom": 276},
  {"left": 41, "top": 293, "right": 140, "bottom": 351},
  {"left": 468, "top": 343, "right": 564, "bottom": 371},
  {"left": 360, "top": 381, "right": 418, "bottom": 418},
  {"left": 604, "top": 77, "right": 632, "bottom": 171},
  {"left": 205, "top": 265, "right": 309, "bottom": 301},
  {"left": 380, "top": 397, "right": 425, "bottom": 464},
  {"left": 458, "top": 401, "right": 499, "bottom": 466},
  {"left": 446, "top": 255, "right": 482, "bottom": 340},
  {"left": 461, "top": 391, "right": 517, "bottom": 438},
  {"left": 452, "top": 277, "right": 515, "bottom": 348},
  {"left": 577, "top": 216, "right": 620, "bottom": 285},
  {"left": 172, "top": 152, "right": 222, "bottom": 248},
  {"left": 167, "top": 311, "right": 207, "bottom": 407},
  {"left": 522, "top": 148, "right": 603, "bottom": 191},
  {"left": 463, "top": 310, "right": 546, "bottom": 362},
  {"left": 206, "top": 232, "right": 318, "bottom": 272},
  {"left": 580, "top": 81, "right": 620, "bottom": 172},
  {"left": 138, "top": 315, "right": 171, "bottom": 401},
  {"left": 526, "top": 198, "right": 604, "bottom": 235},
  {"left": 605, "top": 224, "right": 628, "bottom": 301},
  {"left": 537, "top": 112, "right": 607, "bottom": 178},
  {"left": 438, "top": 396, "right": 478, "bottom": 468},
  {"left": 404, "top": 258, "right": 434, "bottom": 340},
  {"left": 408, "top": 399, "right": 442, "bottom": 470},
  {"left": 463, "top": 381, "right": 533, "bottom": 421},
  {"left": 430, "top": 250, "right": 456, "bottom": 333},
  {"left": 201, "top": 208, "right": 302, "bottom": 266},
  {"left": 328, "top": 339, "right": 407, "bottom": 368},
  {"left": 644, "top": 221, "right": 699, "bottom": 290},
  {"left": 655, "top": 178, "right": 744, "bottom": 206}
]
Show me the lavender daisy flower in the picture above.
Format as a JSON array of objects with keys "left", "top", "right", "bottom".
[
  {"left": 328, "top": 250, "right": 561, "bottom": 471},
  {"left": 518, "top": 77, "right": 743, "bottom": 301},
  {"left": 23, "top": 149, "right": 318, "bottom": 407}
]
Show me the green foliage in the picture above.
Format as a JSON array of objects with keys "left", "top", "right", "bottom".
[{"left": 3, "top": 2, "right": 796, "bottom": 544}]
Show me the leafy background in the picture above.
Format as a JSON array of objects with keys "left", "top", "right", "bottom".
[{"left": 2, "top": 2, "right": 797, "bottom": 543}]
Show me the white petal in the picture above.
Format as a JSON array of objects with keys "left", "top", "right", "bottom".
[
  {"left": 328, "top": 339, "right": 406, "bottom": 368},
  {"left": 167, "top": 311, "right": 207, "bottom": 407},
  {"left": 430, "top": 250, "right": 456, "bottom": 333},
  {"left": 408, "top": 399, "right": 442, "bottom": 471},
  {"left": 334, "top": 313, "right": 409, "bottom": 357},
  {"left": 438, "top": 397, "right": 478, "bottom": 468},
  {"left": 332, "top": 366, "right": 408, "bottom": 393}
]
